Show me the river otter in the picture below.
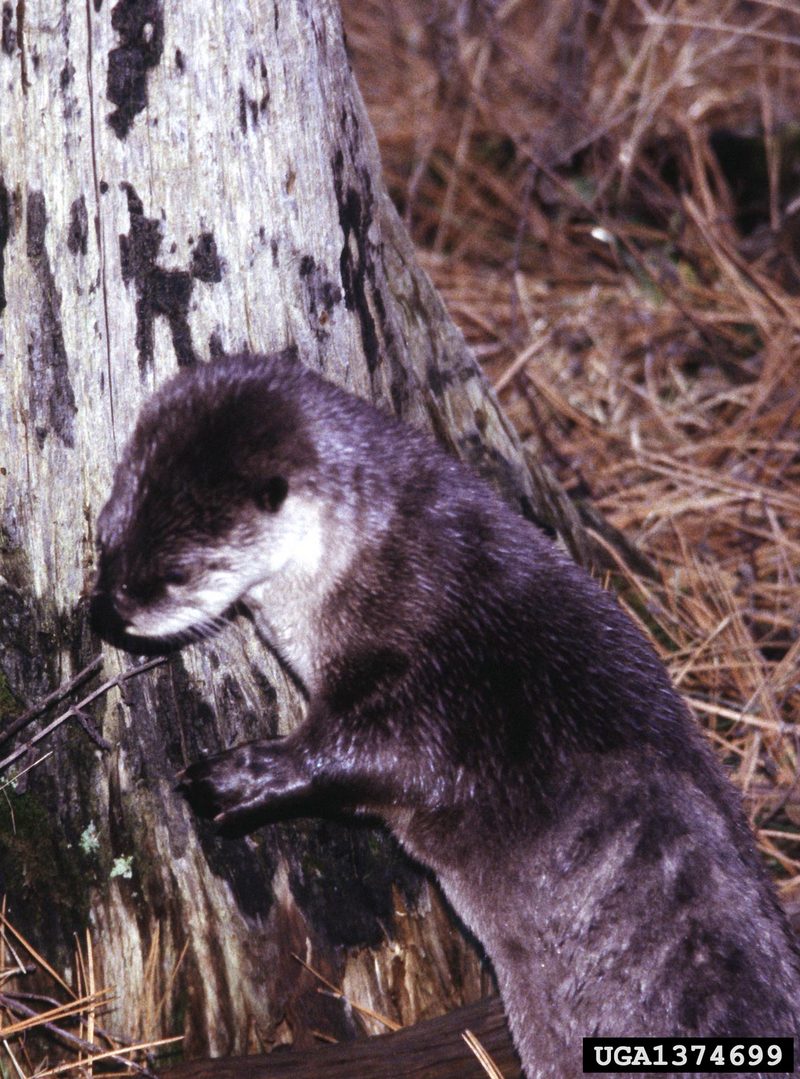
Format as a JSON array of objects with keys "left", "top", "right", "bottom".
[{"left": 90, "top": 351, "right": 799, "bottom": 1077}]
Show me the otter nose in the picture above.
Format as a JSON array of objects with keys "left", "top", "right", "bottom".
[{"left": 89, "top": 589, "right": 132, "bottom": 647}]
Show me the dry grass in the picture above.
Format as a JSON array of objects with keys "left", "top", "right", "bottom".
[
  {"left": 0, "top": 910, "right": 180, "bottom": 1077},
  {"left": 342, "top": 0, "right": 800, "bottom": 904}
]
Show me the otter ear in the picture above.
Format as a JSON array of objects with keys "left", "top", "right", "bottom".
[{"left": 254, "top": 475, "right": 289, "bottom": 513}]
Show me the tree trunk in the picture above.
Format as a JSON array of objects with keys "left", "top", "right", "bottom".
[{"left": 0, "top": 0, "right": 590, "bottom": 1062}]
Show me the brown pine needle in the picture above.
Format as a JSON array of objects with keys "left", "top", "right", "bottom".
[
  {"left": 0, "top": 912, "right": 74, "bottom": 998},
  {"left": 0, "top": 989, "right": 113, "bottom": 1038},
  {"left": 31, "top": 1034, "right": 183, "bottom": 1077},
  {"left": 462, "top": 1028, "right": 506, "bottom": 1078},
  {"left": 290, "top": 953, "right": 401, "bottom": 1032}
]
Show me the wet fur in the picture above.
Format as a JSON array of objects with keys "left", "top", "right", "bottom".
[{"left": 91, "top": 352, "right": 800, "bottom": 1077}]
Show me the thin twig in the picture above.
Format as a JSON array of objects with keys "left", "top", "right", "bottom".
[
  {"left": 32, "top": 1034, "right": 182, "bottom": 1077},
  {"left": 291, "top": 953, "right": 401, "bottom": 1032},
  {"left": 0, "top": 751, "right": 53, "bottom": 795},
  {"left": 5, "top": 992, "right": 123, "bottom": 1048},
  {"left": 0, "top": 994, "right": 159, "bottom": 1078},
  {"left": 0, "top": 658, "right": 166, "bottom": 775},
  {"left": 0, "top": 989, "right": 113, "bottom": 1037},
  {"left": 0, "top": 657, "right": 104, "bottom": 750}
]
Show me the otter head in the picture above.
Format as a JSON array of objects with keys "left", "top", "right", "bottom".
[{"left": 90, "top": 355, "right": 320, "bottom": 655}]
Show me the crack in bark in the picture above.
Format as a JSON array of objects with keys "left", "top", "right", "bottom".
[
  {"left": 25, "top": 190, "right": 77, "bottom": 448},
  {"left": 14, "top": 0, "right": 28, "bottom": 92},
  {"left": 0, "top": 177, "right": 8, "bottom": 313},
  {"left": 85, "top": 0, "right": 116, "bottom": 444}
]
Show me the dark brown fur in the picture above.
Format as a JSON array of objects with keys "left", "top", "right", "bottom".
[{"left": 91, "top": 352, "right": 800, "bottom": 1077}]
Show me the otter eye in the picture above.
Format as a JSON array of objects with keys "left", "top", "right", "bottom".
[
  {"left": 256, "top": 476, "right": 288, "bottom": 513},
  {"left": 163, "top": 568, "right": 189, "bottom": 587}
]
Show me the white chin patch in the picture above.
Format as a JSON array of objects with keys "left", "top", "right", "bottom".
[
  {"left": 127, "top": 603, "right": 211, "bottom": 639},
  {"left": 127, "top": 575, "right": 244, "bottom": 639},
  {"left": 125, "top": 496, "right": 328, "bottom": 642}
]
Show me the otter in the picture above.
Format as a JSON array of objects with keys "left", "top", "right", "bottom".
[{"left": 90, "top": 351, "right": 799, "bottom": 1078}]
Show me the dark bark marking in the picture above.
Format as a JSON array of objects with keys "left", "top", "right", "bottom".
[
  {"left": 0, "top": 777, "right": 91, "bottom": 950},
  {"left": 237, "top": 85, "right": 247, "bottom": 135},
  {"left": 119, "top": 184, "right": 221, "bottom": 374},
  {"left": 0, "top": 545, "right": 52, "bottom": 712},
  {"left": 93, "top": 0, "right": 102, "bottom": 10},
  {"left": 117, "top": 656, "right": 283, "bottom": 922},
  {"left": 59, "top": 57, "right": 74, "bottom": 89},
  {"left": 99, "top": 179, "right": 109, "bottom": 194},
  {"left": 208, "top": 330, "right": 227, "bottom": 362},
  {"left": 1, "top": 3, "right": 15, "bottom": 55},
  {"left": 0, "top": 178, "right": 8, "bottom": 313},
  {"left": 58, "top": 9, "right": 70, "bottom": 48},
  {"left": 24, "top": 190, "right": 77, "bottom": 448},
  {"left": 332, "top": 145, "right": 408, "bottom": 414},
  {"left": 174, "top": 46, "right": 184, "bottom": 72},
  {"left": 238, "top": 83, "right": 269, "bottom": 134},
  {"left": 238, "top": 51, "right": 270, "bottom": 136},
  {"left": 199, "top": 733, "right": 284, "bottom": 915},
  {"left": 457, "top": 431, "right": 543, "bottom": 529},
  {"left": 67, "top": 195, "right": 88, "bottom": 256},
  {"left": 284, "top": 818, "right": 424, "bottom": 951},
  {"left": 190, "top": 231, "right": 222, "bottom": 283},
  {"left": 14, "top": 0, "right": 28, "bottom": 91},
  {"left": 106, "top": 0, "right": 164, "bottom": 139},
  {"left": 332, "top": 151, "right": 379, "bottom": 373},
  {"left": 298, "top": 254, "right": 342, "bottom": 341},
  {"left": 427, "top": 363, "right": 453, "bottom": 398}
]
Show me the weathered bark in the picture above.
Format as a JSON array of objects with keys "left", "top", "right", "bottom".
[{"left": 0, "top": 0, "right": 595, "bottom": 1063}]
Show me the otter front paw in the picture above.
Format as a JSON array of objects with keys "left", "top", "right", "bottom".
[
  {"left": 177, "top": 753, "right": 244, "bottom": 822},
  {"left": 178, "top": 740, "right": 312, "bottom": 831}
]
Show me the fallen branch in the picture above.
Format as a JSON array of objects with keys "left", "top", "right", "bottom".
[{"left": 160, "top": 996, "right": 521, "bottom": 1079}]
